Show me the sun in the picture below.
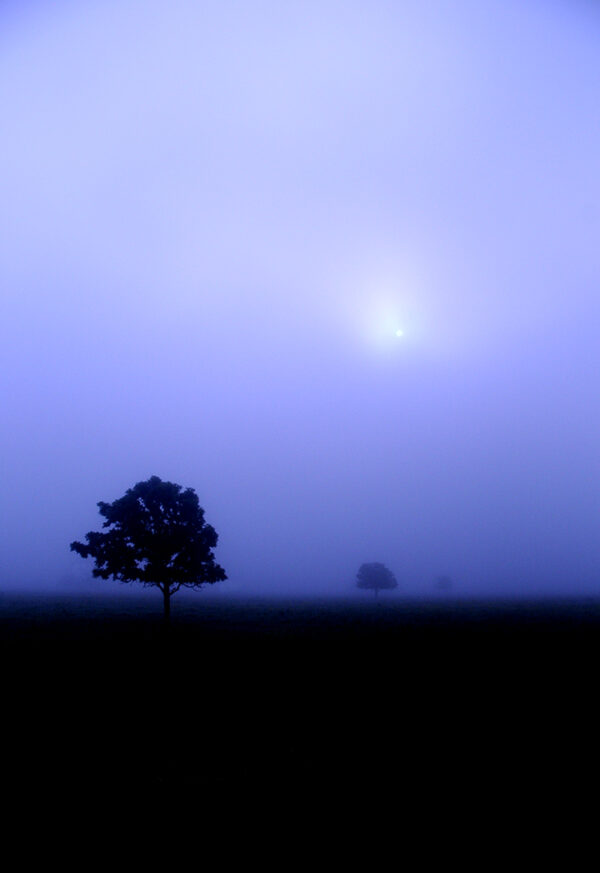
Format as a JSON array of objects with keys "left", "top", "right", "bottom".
[{"left": 395, "top": 329, "right": 404, "bottom": 337}]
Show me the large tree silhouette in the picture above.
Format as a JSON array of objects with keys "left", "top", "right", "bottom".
[
  {"left": 356, "top": 562, "right": 397, "bottom": 599},
  {"left": 70, "top": 475, "right": 226, "bottom": 621}
]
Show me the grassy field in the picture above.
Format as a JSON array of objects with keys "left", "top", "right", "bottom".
[{"left": 2, "top": 592, "right": 599, "bottom": 821}]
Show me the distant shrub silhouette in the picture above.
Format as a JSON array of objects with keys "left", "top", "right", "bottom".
[
  {"left": 356, "top": 562, "right": 397, "bottom": 599},
  {"left": 435, "top": 575, "right": 453, "bottom": 592},
  {"left": 70, "top": 475, "right": 226, "bottom": 622}
]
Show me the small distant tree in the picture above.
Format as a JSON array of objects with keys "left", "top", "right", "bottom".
[
  {"left": 435, "top": 575, "right": 453, "bottom": 593},
  {"left": 70, "top": 475, "right": 227, "bottom": 622},
  {"left": 356, "top": 562, "right": 398, "bottom": 599}
]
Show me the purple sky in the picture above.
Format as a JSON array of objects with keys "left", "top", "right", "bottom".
[{"left": 1, "top": 0, "right": 599, "bottom": 596}]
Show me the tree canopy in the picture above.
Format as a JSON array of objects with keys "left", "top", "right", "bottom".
[
  {"left": 356, "top": 562, "right": 398, "bottom": 598},
  {"left": 70, "top": 475, "right": 226, "bottom": 619}
]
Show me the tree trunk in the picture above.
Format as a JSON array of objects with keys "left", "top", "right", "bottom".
[{"left": 163, "top": 586, "right": 171, "bottom": 625}]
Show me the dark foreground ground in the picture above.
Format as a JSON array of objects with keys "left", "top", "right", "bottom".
[{"left": 2, "top": 592, "right": 599, "bottom": 829}]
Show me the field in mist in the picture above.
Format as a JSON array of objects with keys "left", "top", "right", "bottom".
[
  {"left": 3, "top": 2, "right": 600, "bottom": 842},
  {"left": 3, "top": 591, "right": 598, "bottom": 821}
]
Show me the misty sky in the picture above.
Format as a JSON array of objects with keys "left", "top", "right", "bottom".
[{"left": 1, "top": 0, "right": 599, "bottom": 596}]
